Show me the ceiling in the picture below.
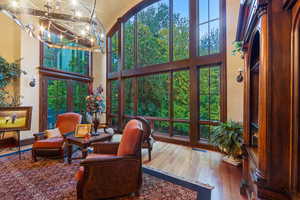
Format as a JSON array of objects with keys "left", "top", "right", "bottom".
[
  {"left": 0, "top": 0, "right": 143, "bottom": 33},
  {"left": 94, "top": 0, "right": 142, "bottom": 32}
]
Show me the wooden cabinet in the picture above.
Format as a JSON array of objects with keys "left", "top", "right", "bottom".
[{"left": 237, "top": 0, "right": 300, "bottom": 199}]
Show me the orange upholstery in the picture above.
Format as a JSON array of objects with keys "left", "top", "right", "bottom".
[
  {"left": 33, "top": 137, "right": 64, "bottom": 148},
  {"left": 86, "top": 153, "right": 116, "bottom": 159},
  {"left": 117, "top": 120, "right": 143, "bottom": 156},
  {"left": 32, "top": 112, "right": 82, "bottom": 162},
  {"left": 75, "top": 166, "right": 84, "bottom": 181},
  {"left": 56, "top": 113, "right": 82, "bottom": 135}
]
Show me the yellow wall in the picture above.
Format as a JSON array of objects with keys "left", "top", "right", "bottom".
[
  {"left": 0, "top": 13, "right": 21, "bottom": 97},
  {"left": 226, "top": 0, "right": 244, "bottom": 122}
]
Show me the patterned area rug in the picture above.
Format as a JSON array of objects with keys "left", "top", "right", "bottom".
[{"left": 0, "top": 151, "right": 199, "bottom": 200}]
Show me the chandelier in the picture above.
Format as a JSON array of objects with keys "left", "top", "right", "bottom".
[{"left": 0, "top": 0, "right": 106, "bottom": 52}]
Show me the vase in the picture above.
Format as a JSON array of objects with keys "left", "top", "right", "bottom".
[
  {"left": 93, "top": 118, "right": 100, "bottom": 134},
  {"left": 92, "top": 113, "right": 100, "bottom": 134}
]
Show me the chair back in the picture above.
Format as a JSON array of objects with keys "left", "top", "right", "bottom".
[
  {"left": 56, "top": 112, "right": 82, "bottom": 135},
  {"left": 134, "top": 116, "right": 151, "bottom": 141},
  {"left": 117, "top": 119, "right": 143, "bottom": 157}
]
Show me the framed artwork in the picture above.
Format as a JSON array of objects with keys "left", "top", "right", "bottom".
[
  {"left": 0, "top": 107, "right": 32, "bottom": 132},
  {"left": 75, "top": 124, "right": 92, "bottom": 138}
]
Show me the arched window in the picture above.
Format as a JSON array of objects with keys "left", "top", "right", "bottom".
[{"left": 107, "top": 0, "right": 226, "bottom": 147}]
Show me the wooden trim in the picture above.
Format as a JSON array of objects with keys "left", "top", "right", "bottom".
[
  {"left": 39, "top": 67, "right": 92, "bottom": 82},
  {"left": 290, "top": 1, "right": 300, "bottom": 194}
]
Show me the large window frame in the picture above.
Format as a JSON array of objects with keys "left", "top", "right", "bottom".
[
  {"left": 39, "top": 22, "right": 93, "bottom": 131},
  {"left": 107, "top": 0, "right": 227, "bottom": 149}
]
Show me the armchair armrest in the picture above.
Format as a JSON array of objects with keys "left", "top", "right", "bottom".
[
  {"left": 33, "top": 132, "right": 46, "bottom": 141},
  {"left": 80, "top": 155, "right": 138, "bottom": 166},
  {"left": 91, "top": 142, "right": 120, "bottom": 154}
]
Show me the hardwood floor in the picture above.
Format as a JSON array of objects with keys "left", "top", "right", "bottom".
[{"left": 142, "top": 142, "right": 247, "bottom": 200}]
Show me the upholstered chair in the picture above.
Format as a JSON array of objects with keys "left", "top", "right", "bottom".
[
  {"left": 75, "top": 119, "right": 144, "bottom": 200},
  {"left": 32, "top": 112, "right": 82, "bottom": 162},
  {"left": 133, "top": 116, "right": 154, "bottom": 161}
]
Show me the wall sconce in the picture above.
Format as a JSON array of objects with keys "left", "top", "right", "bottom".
[
  {"left": 29, "top": 78, "right": 36, "bottom": 87},
  {"left": 236, "top": 68, "right": 244, "bottom": 83}
]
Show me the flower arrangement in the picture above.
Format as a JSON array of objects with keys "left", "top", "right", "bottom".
[
  {"left": 86, "top": 85, "right": 105, "bottom": 134},
  {"left": 86, "top": 85, "right": 106, "bottom": 115}
]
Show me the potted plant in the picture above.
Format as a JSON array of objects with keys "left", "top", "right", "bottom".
[
  {"left": 0, "top": 56, "right": 26, "bottom": 107},
  {"left": 210, "top": 120, "right": 243, "bottom": 166},
  {"left": 86, "top": 85, "right": 106, "bottom": 134}
]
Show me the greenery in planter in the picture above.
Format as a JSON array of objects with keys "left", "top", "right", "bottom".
[
  {"left": 232, "top": 41, "right": 244, "bottom": 59},
  {"left": 210, "top": 120, "right": 243, "bottom": 159},
  {"left": 0, "top": 56, "right": 26, "bottom": 107}
]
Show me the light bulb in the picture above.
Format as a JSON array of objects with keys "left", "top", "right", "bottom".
[
  {"left": 71, "top": 0, "right": 77, "bottom": 6},
  {"left": 47, "top": 31, "right": 51, "bottom": 39},
  {"left": 40, "top": 25, "right": 45, "bottom": 32},
  {"left": 85, "top": 25, "right": 90, "bottom": 31},
  {"left": 90, "top": 37, "right": 94, "bottom": 43},
  {"left": 75, "top": 11, "right": 82, "bottom": 17},
  {"left": 60, "top": 34, "right": 63, "bottom": 40},
  {"left": 80, "top": 30, "right": 86, "bottom": 36},
  {"left": 100, "top": 33, "right": 105, "bottom": 39},
  {"left": 11, "top": 1, "right": 19, "bottom": 8}
]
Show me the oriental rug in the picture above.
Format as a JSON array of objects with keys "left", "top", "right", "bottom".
[{"left": 0, "top": 151, "right": 212, "bottom": 200}]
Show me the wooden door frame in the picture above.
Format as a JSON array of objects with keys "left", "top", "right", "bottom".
[{"left": 290, "top": 0, "right": 300, "bottom": 194}]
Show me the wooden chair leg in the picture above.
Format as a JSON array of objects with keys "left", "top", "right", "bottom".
[
  {"left": 32, "top": 149, "right": 37, "bottom": 162},
  {"left": 148, "top": 147, "right": 152, "bottom": 161}
]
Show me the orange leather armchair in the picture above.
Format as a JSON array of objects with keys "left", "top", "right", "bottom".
[
  {"left": 75, "top": 119, "right": 144, "bottom": 200},
  {"left": 32, "top": 112, "right": 82, "bottom": 162}
]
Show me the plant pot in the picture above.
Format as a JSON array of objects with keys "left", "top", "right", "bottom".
[{"left": 222, "top": 155, "right": 241, "bottom": 166}]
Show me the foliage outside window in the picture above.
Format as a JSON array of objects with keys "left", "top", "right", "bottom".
[
  {"left": 110, "top": 32, "right": 119, "bottom": 72},
  {"left": 173, "top": 0, "right": 190, "bottom": 61},
  {"left": 108, "top": 0, "right": 224, "bottom": 144},
  {"left": 47, "top": 79, "right": 89, "bottom": 129},
  {"left": 137, "top": 0, "right": 170, "bottom": 67},
  {"left": 111, "top": 80, "right": 120, "bottom": 114},
  {"left": 43, "top": 33, "right": 90, "bottom": 75},
  {"left": 47, "top": 79, "right": 68, "bottom": 128},
  {"left": 137, "top": 73, "right": 169, "bottom": 118},
  {"left": 199, "top": 0, "right": 220, "bottom": 56}
]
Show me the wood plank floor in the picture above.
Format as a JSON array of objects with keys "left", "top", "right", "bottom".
[{"left": 141, "top": 142, "right": 247, "bottom": 200}]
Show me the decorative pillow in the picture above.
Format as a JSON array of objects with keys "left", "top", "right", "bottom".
[{"left": 45, "top": 128, "right": 62, "bottom": 138}]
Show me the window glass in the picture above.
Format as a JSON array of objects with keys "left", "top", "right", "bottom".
[
  {"left": 199, "top": 66, "right": 220, "bottom": 121},
  {"left": 199, "top": 0, "right": 220, "bottom": 56},
  {"left": 173, "top": 70, "right": 190, "bottom": 119},
  {"left": 124, "top": 17, "right": 135, "bottom": 70},
  {"left": 154, "top": 120, "right": 170, "bottom": 134},
  {"left": 47, "top": 79, "right": 67, "bottom": 128},
  {"left": 173, "top": 0, "right": 189, "bottom": 61},
  {"left": 173, "top": 122, "right": 189, "bottom": 137},
  {"left": 43, "top": 33, "right": 89, "bottom": 75},
  {"left": 199, "top": 124, "right": 211, "bottom": 140},
  {"left": 137, "top": 0, "right": 169, "bottom": 67},
  {"left": 73, "top": 81, "right": 88, "bottom": 118},
  {"left": 124, "top": 78, "right": 135, "bottom": 116},
  {"left": 111, "top": 32, "right": 119, "bottom": 72},
  {"left": 111, "top": 80, "right": 119, "bottom": 114},
  {"left": 137, "top": 73, "right": 169, "bottom": 118}
]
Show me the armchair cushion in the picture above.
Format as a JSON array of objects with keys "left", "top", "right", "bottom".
[
  {"left": 56, "top": 112, "right": 82, "bottom": 135},
  {"left": 32, "top": 137, "right": 64, "bottom": 149},
  {"left": 45, "top": 128, "right": 62, "bottom": 138},
  {"left": 117, "top": 120, "right": 143, "bottom": 156}
]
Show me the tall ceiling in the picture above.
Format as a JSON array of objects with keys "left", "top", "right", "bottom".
[{"left": 95, "top": 0, "right": 142, "bottom": 32}]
